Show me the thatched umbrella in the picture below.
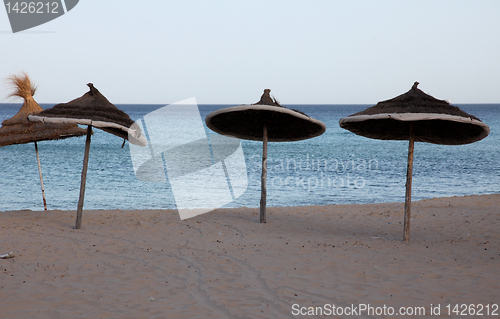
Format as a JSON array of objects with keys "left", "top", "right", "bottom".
[
  {"left": 29, "top": 83, "right": 146, "bottom": 228},
  {"left": 206, "top": 89, "right": 326, "bottom": 223},
  {"left": 339, "top": 82, "right": 490, "bottom": 241},
  {"left": 0, "top": 73, "right": 87, "bottom": 210}
]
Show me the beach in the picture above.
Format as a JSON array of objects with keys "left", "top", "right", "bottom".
[{"left": 1, "top": 194, "right": 499, "bottom": 318}]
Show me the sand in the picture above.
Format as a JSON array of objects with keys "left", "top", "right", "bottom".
[{"left": 1, "top": 194, "right": 499, "bottom": 318}]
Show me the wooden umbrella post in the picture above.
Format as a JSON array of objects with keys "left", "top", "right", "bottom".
[
  {"left": 34, "top": 141, "right": 48, "bottom": 211},
  {"left": 260, "top": 124, "right": 268, "bottom": 223},
  {"left": 75, "top": 125, "right": 92, "bottom": 229},
  {"left": 403, "top": 124, "right": 415, "bottom": 241}
]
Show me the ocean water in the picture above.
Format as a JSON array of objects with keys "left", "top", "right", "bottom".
[{"left": 0, "top": 103, "right": 498, "bottom": 212}]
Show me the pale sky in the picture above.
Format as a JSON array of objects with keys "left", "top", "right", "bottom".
[{"left": 1, "top": 0, "right": 500, "bottom": 105}]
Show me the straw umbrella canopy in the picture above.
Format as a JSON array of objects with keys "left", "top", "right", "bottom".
[
  {"left": 339, "top": 82, "right": 490, "bottom": 241},
  {"left": 29, "top": 83, "right": 146, "bottom": 229},
  {"left": 0, "top": 73, "right": 87, "bottom": 210},
  {"left": 206, "top": 89, "right": 326, "bottom": 223}
]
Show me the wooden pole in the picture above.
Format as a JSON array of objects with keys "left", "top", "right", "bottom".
[
  {"left": 403, "top": 124, "right": 415, "bottom": 241},
  {"left": 34, "top": 142, "right": 48, "bottom": 211},
  {"left": 75, "top": 125, "right": 92, "bottom": 229},
  {"left": 260, "top": 124, "right": 268, "bottom": 223}
]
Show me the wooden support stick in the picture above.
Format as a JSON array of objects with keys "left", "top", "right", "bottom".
[
  {"left": 75, "top": 125, "right": 92, "bottom": 229},
  {"left": 34, "top": 142, "right": 47, "bottom": 211},
  {"left": 403, "top": 124, "right": 415, "bottom": 241},
  {"left": 260, "top": 124, "right": 268, "bottom": 223}
]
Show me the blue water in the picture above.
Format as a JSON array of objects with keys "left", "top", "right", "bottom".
[{"left": 0, "top": 103, "right": 498, "bottom": 212}]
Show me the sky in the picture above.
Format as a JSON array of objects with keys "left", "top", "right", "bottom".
[{"left": 1, "top": 0, "right": 500, "bottom": 105}]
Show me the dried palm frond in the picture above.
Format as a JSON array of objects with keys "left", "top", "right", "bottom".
[{"left": 8, "top": 72, "right": 37, "bottom": 100}]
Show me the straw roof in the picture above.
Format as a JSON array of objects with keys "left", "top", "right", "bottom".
[
  {"left": 29, "top": 83, "right": 146, "bottom": 146},
  {"left": 0, "top": 73, "right": 87, "bottom": 147},
  {"left": 339, "top": 82, "right": 490, "bottom": 145},
  {"left": 253, "top": 89, "right": 282, "bottom": 107},
  {"left": 206, "top": 89, "right": 326, "bottom": 142}
]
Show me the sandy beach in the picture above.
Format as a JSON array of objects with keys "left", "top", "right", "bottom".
[{"left": 1, "top": 194, "right": 499, "bottom": 318}]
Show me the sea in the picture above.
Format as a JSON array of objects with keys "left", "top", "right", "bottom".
[{"left": 0, "top": 103, "right": 498, "bottom": 212}]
